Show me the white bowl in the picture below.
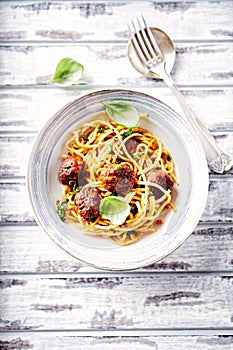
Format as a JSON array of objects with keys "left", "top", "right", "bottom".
[{"left": 28, "top": 89, "right": 209, "bottom": 270}]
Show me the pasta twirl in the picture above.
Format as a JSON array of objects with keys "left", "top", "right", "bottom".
[{"left": 56, "top": 116, "right": 179, "bottom": 246}]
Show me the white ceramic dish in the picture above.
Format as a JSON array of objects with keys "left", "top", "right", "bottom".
[{"left": 28, "top": 89, "right": 209, "bottom": 270}]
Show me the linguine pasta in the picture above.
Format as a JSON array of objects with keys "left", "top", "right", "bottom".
[{"left": 57, "top": 115, "right": 179, "bottom": 245}]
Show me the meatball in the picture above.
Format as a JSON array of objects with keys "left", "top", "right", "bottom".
[
  {"left": 125, "top": 139, "right": 138, "bottom": 154},
  {"left": 97, "top": 163, "right": 136, "bottom": 195},
  {"left": 76, "top": 186, "right": 101, "bottom": 222},
  {"left": 58, "top": 155, "right": 83, "bottom": 185},
  {"left": 147, "top": 170, "right": 174, "bottom": 198}
]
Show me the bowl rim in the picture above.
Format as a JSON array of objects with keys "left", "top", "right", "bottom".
[{"left": 27, "top": 88, "right": 209, "bottom": 270}]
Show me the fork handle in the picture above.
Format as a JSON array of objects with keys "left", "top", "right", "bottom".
[{"left": 158, "top": 69, "right": 232, "bottom": 173}]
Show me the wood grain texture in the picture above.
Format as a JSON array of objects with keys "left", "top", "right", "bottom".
[
  {"left": 1, "top": 1, "right": 233, "bottom": 42},
  {"left": 0, "top": 334, "right": 233, "bottom": 350},
  {"left": 0, "top": 177, "right": 232, "bottom": 224},
  {"left": 1, "top": 88, "right": 233, "bottom": 133},
  {"left": 0, "top": 224, "right": 233, "bottom": 274},
  {"left": 0, "top": 275, "right": 233, "bottom": 330},
  {"left": 0, "top": 0, "right": 233, "bottom": 344},
  {"left": 0, "top": 132, "right": 232, "bottom": 178},
  {"left": 0, "top": 42, "right": 233, "bottom": 87}
]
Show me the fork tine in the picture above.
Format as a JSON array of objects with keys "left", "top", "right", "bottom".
[
  {"left": 131, "top": 20, "right": 152, "bottom": 62},
  {"left": 129, "top": 15, "right": 164, "bottom": 70},
  {"left": 128, "top": 21, "right": 148, "bottom": 66},
  {"left": 141, "top": 15, "right": 163, "bottom": 60},
  {"left": 136, "top": 16, "right": 159, "bottom": 61}
]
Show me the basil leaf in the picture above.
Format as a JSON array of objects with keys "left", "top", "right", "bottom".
[
  {"left": 102, "top": 101, "right": 139, "bottom": 127},
  {"left": 99, "top": 196, "right": 130, "bottom": 226},
  {"left": 56, "top": 199, "right": 68, "bottom": 222},
  {"left": 52, "top": 58, "right": 84, "bottom": 87}
]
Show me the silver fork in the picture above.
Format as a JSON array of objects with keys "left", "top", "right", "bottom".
[{"left": 128, "top": 16, "right": 232, "bottom": 174}]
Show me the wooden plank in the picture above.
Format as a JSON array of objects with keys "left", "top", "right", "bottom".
[
  {"left": 0, "top": 0, "right": 232, "bottom": 343},
  {"left": 1, "top": 88, "right": 233, "bottom": 133},
  {"left": 0, "top": 177, "right": 232, "bottom": 224},
  {"left": 0, "top": 334, "right": 233, "bottom": 350},
  {"left": 0, "top": 42, "right": 233, "bottom": 87},
  {"left": 0, "top": 131, "right": 232, "bottom": 178},
  {"left": 0, "top": 224, "right": 232, "bottom": 274},
  {"left": 1, "top": 1, "right": 233, "bottom": 42},
  {"left": 0, "top": 134, "right": 34, "bottom": 178},
  {"left": 0, "top": 274, "right": 233, "bottom": 330}
]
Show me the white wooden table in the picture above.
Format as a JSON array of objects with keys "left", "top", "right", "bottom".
[{"left": 0, "top": 1, "right": 233, "bottom": 349}]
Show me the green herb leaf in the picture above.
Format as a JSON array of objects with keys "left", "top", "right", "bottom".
[
  {"left": 89, "top": 214, "right": 97, "bottom": 222},
  {"left": 56, "top": 199, "right": 68, "bottom": 222},
  {"left": 82, "top": 134, "right": 89, "bottom": 141},
  {"left": 122, "top": 128, "right": 133, "bottom": 138},
  {"left": 52, "top": 58, "right": 84, "bottom": 87},
  {"left": 98, "top": 127, "right": 106, "bottom": 133},
  {"left": 130, "top": 205, "right": 137, "bottom": 215},
  {"left": 102, "top": 101, "right": 139, "bottom": 128},
  {"left": 99, "top": 196, "right": 130, "bottom": 226},
  {"left": 132, "top": 151, "right": 144, "bottom": 160},
  {"left": 115, "top": 165, "right": 123, "bottom": 171}
]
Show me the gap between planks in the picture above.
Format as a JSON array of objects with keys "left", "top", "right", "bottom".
[
  {"left": 0, "top": 271, "right": 233, "bottom": 278},
  {"left": 2, "top": 0, "right": 233, "bottom": 4},
  {"left": 0, "top": 328, "right": 233, "bottom": 336},
  {"left": 1, "top": 85, "right": 233, "bottom": 90},
  {"left": 1, "top": 39, "right": 233, "bottom": 45}
]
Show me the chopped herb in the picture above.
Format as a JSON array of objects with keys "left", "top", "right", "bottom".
[
  {"left": 167, "top": 155, "right": 172, "bottom": 161},
  {"left": 132, "top": 151, "right": 144, "bottom": 160},
  {"left": 122, "top": 128, "right": 133, "bottom": 138},
  {"left": 89, "top": 214, "right": 97, "bottom": 222},
  {"left": 56, "top": 199, "right": 68, "bottom": 222},
  {"left": 82, "top": 135, "right": 89, "bottom": 141},
  {"left": 130, "top": 205, "right": 138, "bottom": 215},
  {"left": 98, "top": 127, "right": 106, "bottom": 133},
  {"left": 115, "top": 165, "right": 123, "bottom": 171}
]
